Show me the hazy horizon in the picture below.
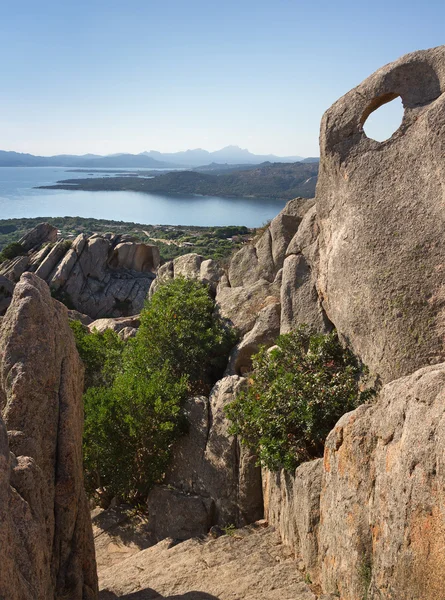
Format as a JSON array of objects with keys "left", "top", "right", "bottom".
[
  {"left": 0, "top": 144, "right": 310, "bottom": 159},
  {"left": 1, "top": 0, "right": 444, "bottom": 157}
]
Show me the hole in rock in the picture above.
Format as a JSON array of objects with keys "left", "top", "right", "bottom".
[{"left": 363, "top": 95, "right": 404, "bottom": 142}]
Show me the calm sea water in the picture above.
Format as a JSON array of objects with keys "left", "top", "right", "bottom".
[{"left": 0, "top": 167, "right": 286, "bottom": 227}]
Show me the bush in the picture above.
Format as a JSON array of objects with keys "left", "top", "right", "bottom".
[
  {"left": 70, "top": 320, "right": 125, "bottom": 390},
  {"left": 134, "top": 276, "right": 238, "bottom": 393},
  {"left": 226, "top": 326, "right": 375, "bottom": 472},
  {"left": 0, "top": 242, "right": 25, "bottom": 263},
  {"left": 76, "top": 277, "right": 237, "bottom": 501}
]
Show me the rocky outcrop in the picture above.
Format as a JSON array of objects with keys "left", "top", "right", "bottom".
[
  {"left": 148, "top": 252, "right": 223, "bottom": 298},
  {"left": 0, "top": 273, "right": 97, "bottom": 599},
  {"left": 0, "top": 226, "right": 159, "bottom": 318},
  {"left": 19, "top": 221, "right": 58, "bottom": 251},
  {"left": 263, "top": 461, "right": 323, "bottom": 579},
  {"left": 88, "top": 315, "right": 141, "bottom": 335},
  {"left": 319, "top": 363, "right": 445, "bottom": 600},
  {"left": 146, "top": 377, "right": 263, "bottom": 540},
  {"left": 316, "top": 45, "right": 445, "bottom": 384},
  {"left": 226, "top": 302, "right": 281, "bottom": 375}
]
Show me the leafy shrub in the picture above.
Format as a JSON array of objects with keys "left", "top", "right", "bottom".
[
  {"left": 0, "top": 241, "right": 25, "bottom": 263},
  {"left": 76, "top": 277, "right": 236, "bottom": 501},
  {"left": 70, "top": 320, "right": 125, "bottom": 390},
  {"left": 83, "top": 366, "right": 188, "bottom": 500},
  {"left": 134, "top": 276, "right": 238, "bottom": 393},
  {"left": 226, "top": 326, "right": 375, "bottom": 472}
]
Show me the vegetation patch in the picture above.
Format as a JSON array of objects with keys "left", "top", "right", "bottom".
[
  {"left": 0, "top": 242, "right": 26, "bottom": 264},
  {"left": 0, "top": 216, "right": 252, "bottom": 264},
  {"left": 71, "top": 277, "right": 236, "bottom": 503},
  {"left": 226, "top": 326, "right": 375, "bottom": 472}
]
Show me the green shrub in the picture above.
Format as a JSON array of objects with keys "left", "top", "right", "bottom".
[
  {"left": 76, "top": 277, "right": 236, "bottom": 501},
  {"left": 70, "top": 320, "right": 125, "bottom": 390},
  {"left": 83, "top": 366, "right": 188, "bottom": 499},
  {"left": 226, "top": 326, "right": 375, "bottom": 472},
  {"left": 134, "top": 276, "right": 238, "bottom": 393},
  {"left": 0, "top": 241, "right": 25, "bottom": 263}
]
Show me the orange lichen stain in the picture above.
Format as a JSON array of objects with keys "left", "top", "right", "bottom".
[
  {"left": 372, "top": 522, "right": 381, "bottom": 546},
  {"left": 385, "top": 441, "right": 400, "bottom": 473},
  {"left": 407, "top": 503, "right": 445, "bottom": 600},
  {"left": 324, "top": 449, "right": 331, "bottom": 473}
]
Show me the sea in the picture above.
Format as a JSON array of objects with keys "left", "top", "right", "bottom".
[{"left": 0, "top": 167, "right": 286, "bottom": 227}]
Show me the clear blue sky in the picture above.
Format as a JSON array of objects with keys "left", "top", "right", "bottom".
[{"left": 0, "top": 0, "right": 443, "bottom": 157}]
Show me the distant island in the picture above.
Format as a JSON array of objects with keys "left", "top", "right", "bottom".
[{"left": 38, "top": 161, "right": 319, "bottom": 200}]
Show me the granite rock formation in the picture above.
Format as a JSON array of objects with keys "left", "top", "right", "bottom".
[
  {"left": 148, "top": 252, "right": 223, "bottom": 298},
  {"left": 0, "top": 225, "right": 159, "bottom": 318},
  {"left": 262, "top": 45, "right": 445, "bottom": 600},
  {"left": 316, "top": 45, "right": 445, "bottom": 384},
  {"left": 0, "top": 273, "right": 97, "bottom": 599}
]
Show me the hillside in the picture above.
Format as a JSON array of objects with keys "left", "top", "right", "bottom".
[{"left": 39, "top": 161, "right": 319, "bottom": 200}]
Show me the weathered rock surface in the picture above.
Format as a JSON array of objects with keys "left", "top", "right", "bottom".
[
  {"left": 89, "top": 315, "right": 141, "bottom": 334},
  {"left": 149, "top": 253, "right": 223, "bottom": 298},
  {"left": 316, "top": 45, "right": 445, "bottom": 383},
  {"left": 226, "top": 302, "right": 281, "bottom": 375},
  {"left": 281, "top": 206, "right": 331, "bottom": 334},
  {"left": 0, "top": 225, "right": 159, "bottom": 318},
  {"left": 228, "top": 198, "right": 314, "bottom": 288},
  {"left": 263, "top": 460, "right": 323, "bottom": 580},
  {"left": 147, "top": 378, "right": 263, "bottom": 539},
  {"left": 98, "top": 525, "right": 318, "bottom": 600},
  {"left": 92, "top": 506, "right": 155, "bottom": 574},
  {"left": 319, "top": 362, "right": 445, "bottom": 600},
  {"left": 109, "top": 242, "right": 160, "bottom": 273},
  {"left": 0, "top": 273, "right": 97, "bottom": 599},
  {"left": 18, "top": 221, "right": 58, "bottom": 250}
]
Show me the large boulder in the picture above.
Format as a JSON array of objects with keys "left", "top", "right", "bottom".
[
  {"left": 148, "top": 253, "right": 224, "bottom": 298},
  {"left": 228, "top": 198, "right": 314, "bottom": 288},
  {"left": 0, "top": 273, "right": 97, "bottom": 599},
  {"left": 319, "top": 362, "right": 445, "bottom": 600},
  {"left": 109, "top": 242, "right": 160, "bottom": 273},
  {"left": 316, "top": 45, "right": 445, "bottom": 383},
  {"left": 18, "top": 221, "right": 57, "bottom": 251}
]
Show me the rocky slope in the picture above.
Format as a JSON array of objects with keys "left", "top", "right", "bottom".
[
  {"left": 98, "top": 524, "right": 324, "bottom": 600},
  {"left": 0, "top": 273, "right": 97, "bottom": 599},
  {"left": 0, "top": 223, "right": 159, "bottom": 318}
]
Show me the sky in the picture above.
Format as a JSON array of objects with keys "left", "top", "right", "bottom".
[{"left": 0, "top": 0, "right": 444, "bottom": 158}]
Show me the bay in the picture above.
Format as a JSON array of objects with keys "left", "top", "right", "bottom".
[{"left": 0, "top": 167, "right": 286, "bottom": 227}]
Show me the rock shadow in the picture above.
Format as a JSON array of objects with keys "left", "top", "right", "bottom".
[{"left": 99, "top": 591, "right": 220, "bottom": 600}]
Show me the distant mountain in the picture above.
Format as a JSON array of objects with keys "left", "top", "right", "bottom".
[
  {"left": 0, "top": 146, "right": 307, "bottom": 169},
  {"left": 301, "top": 157, "right": 319, "bottom": 163},
  {"left": 0, "top": 151, "right": 178, "bottom": 169},
  {"left": 39, "top": 161, "right": 319, "bottom": 200},
  {"left": 141, "top": 145, "right": 304, "bottom": 167}
]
